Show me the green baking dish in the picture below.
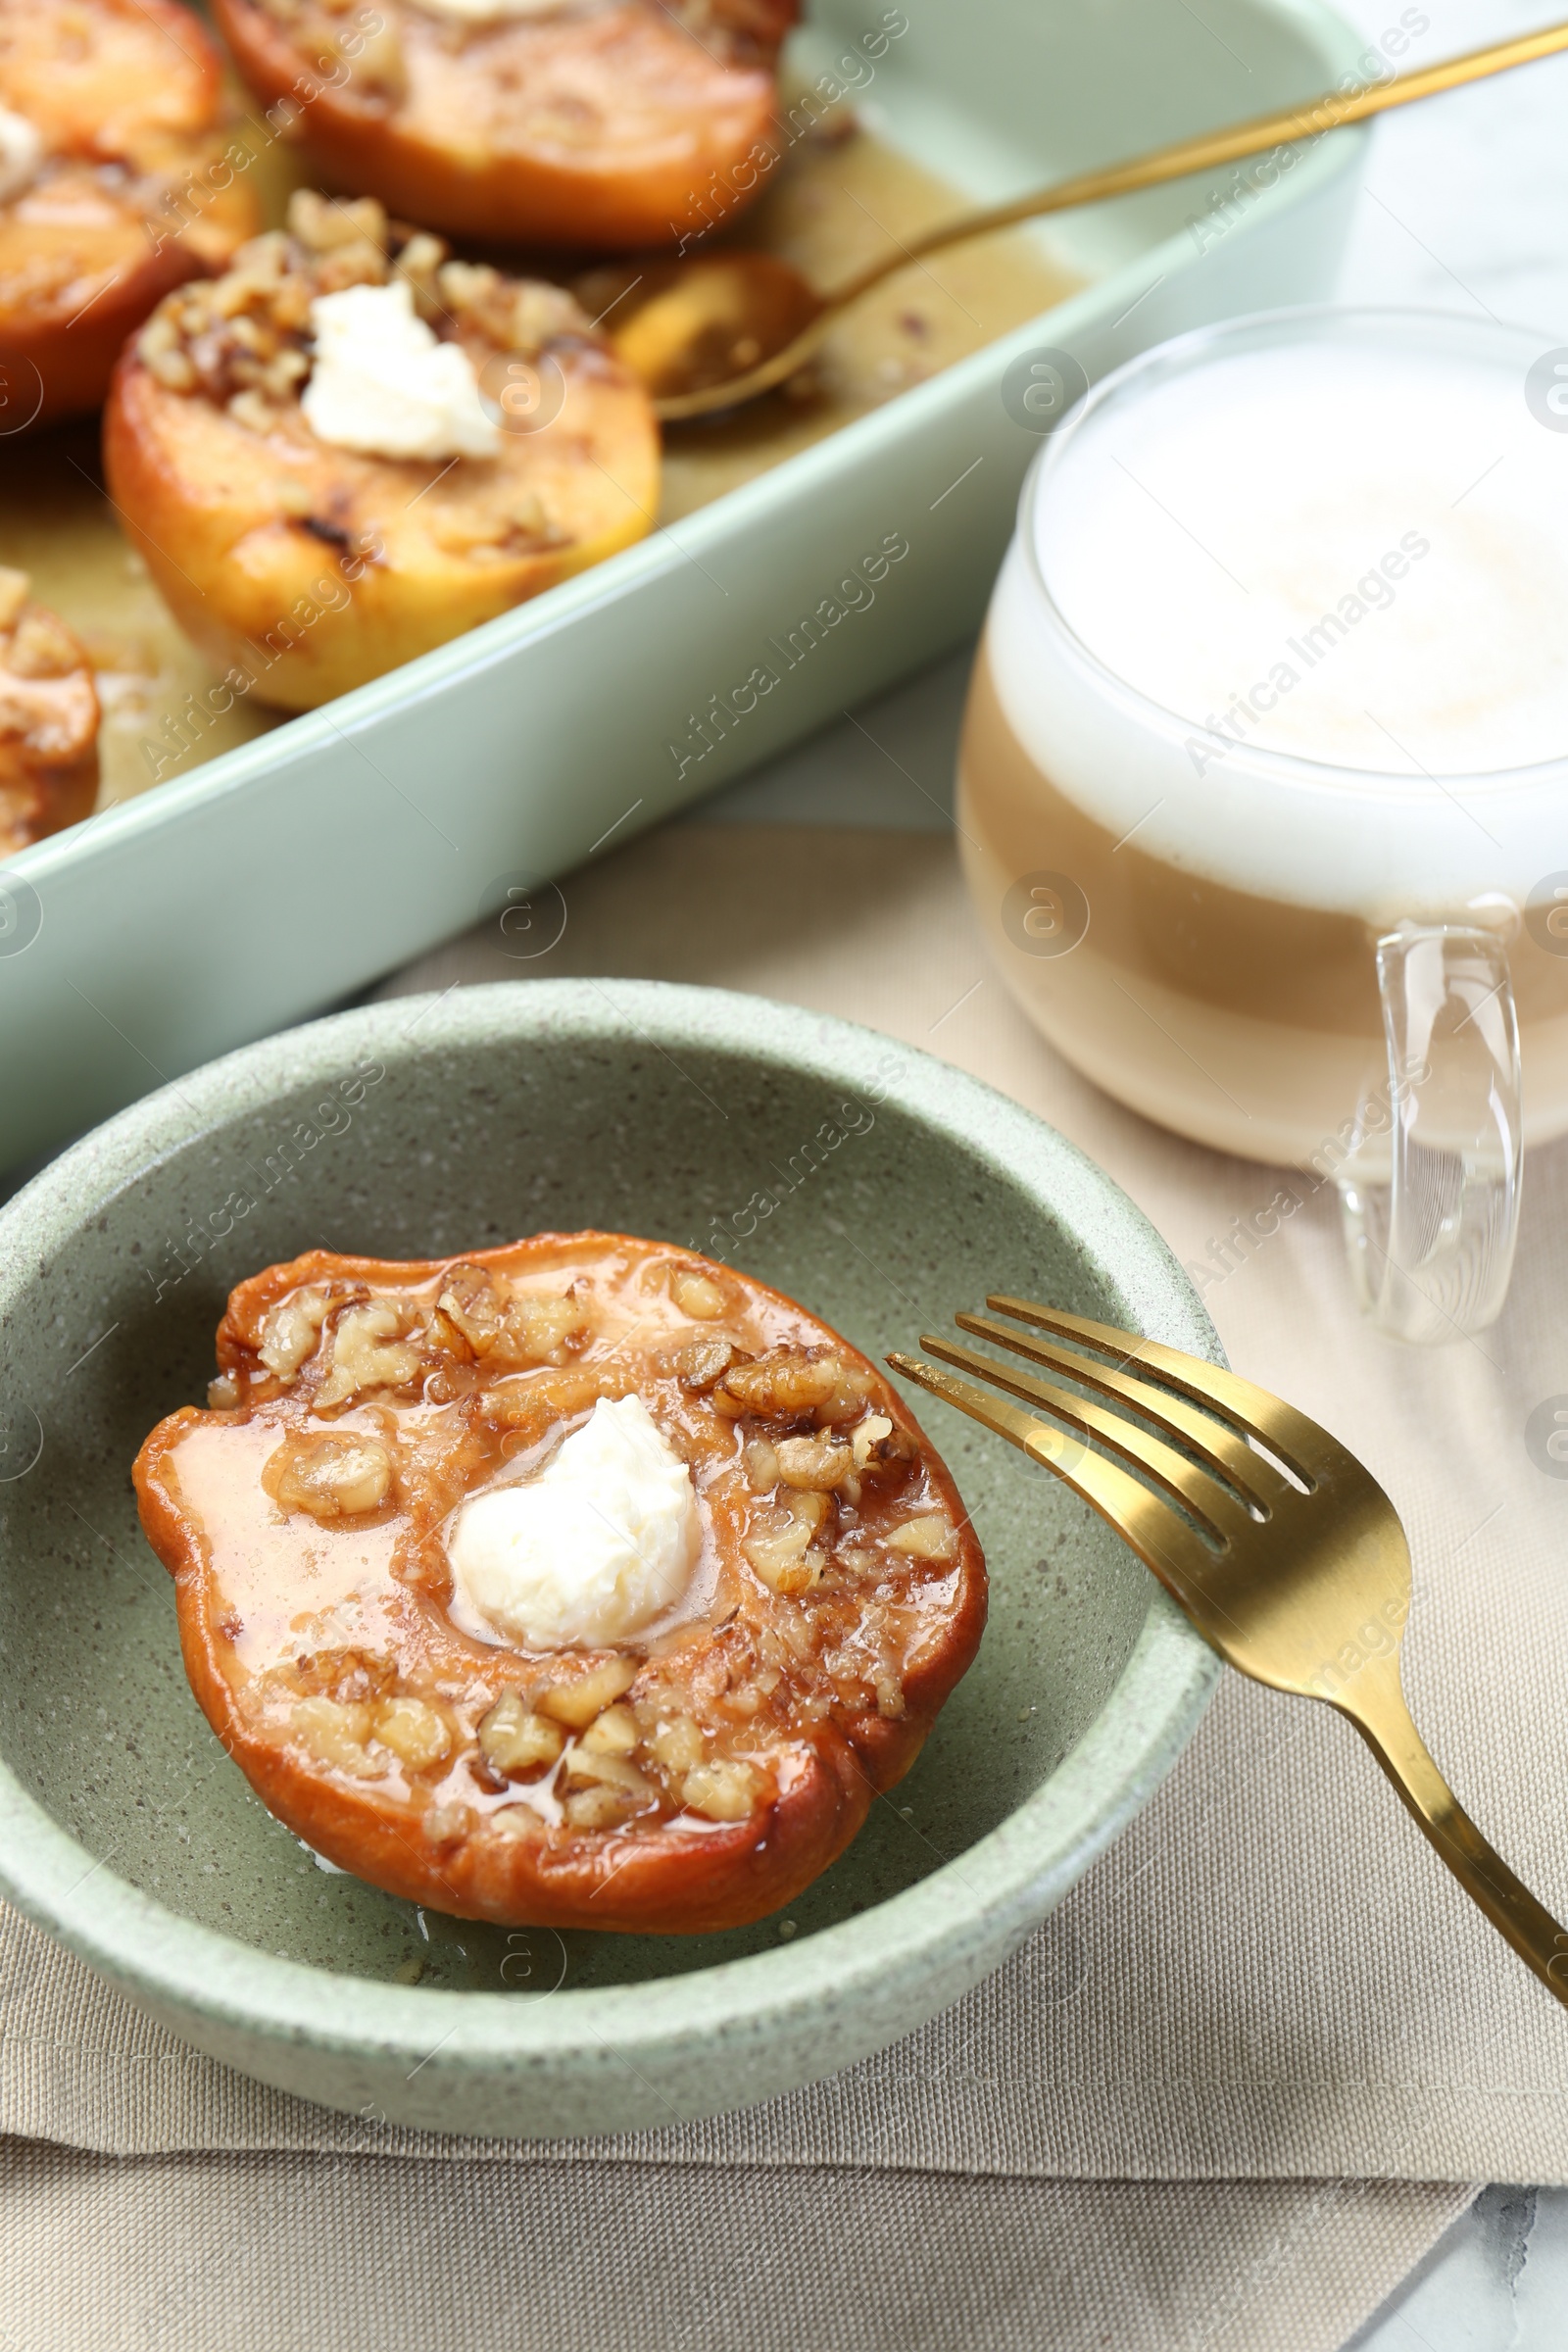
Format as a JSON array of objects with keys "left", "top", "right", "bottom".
[{"left": 0, "top": 0, "right": 1370, "bottom": 1171}]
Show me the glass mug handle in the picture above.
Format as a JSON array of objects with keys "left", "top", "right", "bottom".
[{"left": 1336, "top": 924, "right": 1523, "bottom": 1345}]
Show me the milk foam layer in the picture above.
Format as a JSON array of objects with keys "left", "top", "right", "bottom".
[
  {"left": 1040, "top": 343, "right": 1568, "bottom": 775},
  {"left": 988, "top": 324, "right": 1568, "bottom": 918}
]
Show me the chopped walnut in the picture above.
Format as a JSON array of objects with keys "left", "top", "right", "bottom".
[
  {"left": 350, "top": 14, "right": 406, "bottom": 93},
  {"left": 648, "top": 1713, "right": 705, "bottom": 1775},
  {"left": 289, "top": 1695, "right": 384, "bottom": 1776},
  {"left": 509, "top": 280, "right": 587, "bottom": 352},
  {"left": 874, "top": 1671, "right": 906, "bottom": 1720},
  {"left": 434, "top": 1266, "right": 586, "bottom": 1367},
  {"left": 270, "top": 1431, "right": 393, "bottom": 1519},
  {"left": 561, "top": 1745, "right": 657, "bottom": 1830},
  {"left": 477, "top": 1367, "right": 602, "bottom": 1442},
  {"left": 134, "top": 190, "right": 595, "bottom": 419},
  {"left": 433, "top": 1264, "right": 504, "bottom": 1355},
  {"left": 852, "top": 1413, "right": 892, "bottom": 1467},
  {"left": 681, "top": 1758, "right": 759, "bottom": 1822},
  {"left": 290, "top": 188, "right": 386, "bottom": 258},
  {"left": 8, "top": 608, "right": 81, "bottom": 680},
  {"left": 491, "top": 1804, "right": 542, "bottom": 1839},
  {"left": 537, "top": 1656, "right": 637, "bottom": 1728},
  {"left": 744, "top": 1490, "right": 829, "bottom": 1595},
  {"left": 477, "top": 1690, "right": 564, "bottom": 1775},
  {"left": 670, "top": 1267, "right": 727, "bottom": 1319},
  {"left": 423, "top": 1801, "right": 475, "bottom": 1842},
  {"left": 717, "top": 1348, "right": 874, "bottom": 1424},
  {"left": 743, "top": 1437, "right": 779, "bottom": 1492},
  {"left": 888, "top": 1513, "right": 957, "bottom": 1560},
  {"left": 316, "top": 1301, "right": 424, "bottom": 1406},
  {"left": 392, "top": 228, "right": 444, "bottom": 318},
  {"left": 0, "top": 581, "right": 97, "bottom": 865},
  {"left": 373, "top": 1695, "right": 451, "bottom": 1770},
  {"left": 258, "top": 1287, "right": 330, "bottom": 1381},
  {"left": 564, "top": 1785, "right": 638, "bottom": 1832},
  {"left": 836, "top": 1544, "right": 879, "bottom": 1578},
  {"left": 436, "top": 258, "right": 499, "bottom": 312},
  {"left": 717, "top": 1349, "right": 835, "bottom": 1419},
  {"left": 580, "top": 1703, "right": 639, "bottom": 1755},
  {"left": 500, "top": 1292, "right": 588, "bottom": 1366},
  {"left": 563, "top": 1746, "right": 654, "bottom": 1800},
  {"left": 292, "top": 1645, "right": 398, "bottom": 1703},
  {"left": 775, "top": 1431, "right": 854, "bottom": 1493},
  {"left": 780, "top": 1615, "right": 816, "bottom": 1667},
  {"left": 855, "top": 1417, "right": 918, "bottom": 1479},
  {"left": 675, "top": 1335, "right": 736, "bottom": 1392}
]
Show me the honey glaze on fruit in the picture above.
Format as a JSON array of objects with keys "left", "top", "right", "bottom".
[
  {"left": 134, "top": 1233, "right": 987, "bottom": 1934},
  {"left": 8, "top": 124, "right": 1077, "bottom": 797},
  {"left": 0, "top": 0, "right": 259, "bottom": 428},
  {"left": 102, "top": 190, "right": 659, "bottom": 710},
  {"left": 0, "top": 566, "right": 99, "bottom": 854},
  {"left": 212, "top": 0, "right": 800, "bottom": 250}
]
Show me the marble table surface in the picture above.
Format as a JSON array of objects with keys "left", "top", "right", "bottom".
[{"left": 694, "top": 5, "right": 1568, "bottom": 2334}]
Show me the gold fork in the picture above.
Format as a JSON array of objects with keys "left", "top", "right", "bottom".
[{"left": 890, "top": 1300, "right": 1568, "bottom": 2012}]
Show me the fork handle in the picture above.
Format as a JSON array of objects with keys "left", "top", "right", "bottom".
[{"left": 1343, "top": 1666, "right": 1568, "bottom": 2011}]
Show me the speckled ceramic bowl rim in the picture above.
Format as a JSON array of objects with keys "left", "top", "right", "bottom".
[{"left": 0, "top": 980, "right": 1220, "bottom": 2085}]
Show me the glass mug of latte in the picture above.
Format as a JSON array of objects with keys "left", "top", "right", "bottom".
[{"left": 960, "top": 309, "right": 1568, "bottom": 1343}]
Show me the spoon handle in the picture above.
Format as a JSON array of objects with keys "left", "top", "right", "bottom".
[
  {"left": 829, "top": 18, "right": 1568, "bottom": 305},
  {"left": 654, "top": 19, "right": 1568, "bottom": 418}
]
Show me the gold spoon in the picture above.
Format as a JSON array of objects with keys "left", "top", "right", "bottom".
[{"left": 614, "top": 18, "right": 1568, "bottom": 422}]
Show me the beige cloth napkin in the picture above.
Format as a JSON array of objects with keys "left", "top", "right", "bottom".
[
  {"left": 0, "top": 2135, "right": 1468, "bottom": 2352},
  {"left": 19, "top": 819, "right": 1557, "bottom": 2344}
]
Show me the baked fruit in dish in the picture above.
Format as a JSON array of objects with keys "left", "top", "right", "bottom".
[
  {"left": 213, "top": 0, "right": 799, "bottom": 250},
  {"left": 0, "top": 568, "right": 99, "bottom": 855},
  {"left": 103, "top": 191, "right": 659, "bottom": 710},
  {"left": 0, "top": 0, "right": 258, "bottom": 428},
  {"left": 134, "top": 1233, "right": 987, "bottom": 1935}
]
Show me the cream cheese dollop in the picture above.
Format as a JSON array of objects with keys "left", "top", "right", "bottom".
[
  {"left": 301, "top": 278, "right": 500, "bottom": 463},
  {"left": 0, "top": 107, "right": 43, "bottom": 207},
  {"left": 446, "top": 1396, "right": 703, "bottom": 1650}
]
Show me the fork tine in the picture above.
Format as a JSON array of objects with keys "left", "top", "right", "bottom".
[
  {"left": 887, "top": 1352, "right": 1225, "bottom": 1624},
  {"left": 987, "top": 1299, "right": 1333, "bottom": 1485},
  {"left": 956, "top": 1309, "right": 1287, "bottom": 1512},
  {"left": 916, "top": 1334, "right": 1251, "bottom": 1544}
]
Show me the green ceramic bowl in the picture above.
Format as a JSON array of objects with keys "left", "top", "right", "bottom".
[{"left": 0, "top": 980, "right": 1218, "bottom": 2135}]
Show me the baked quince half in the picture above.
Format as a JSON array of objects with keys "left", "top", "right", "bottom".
[
  {"left": 0, "top": 568, "right": 99, "bottom": 856},
  {"left": 213, "top": 0, "right": 799, "bottom": 248},
  {"left": 133, "top": 1233, "right": 987, "bottom": 1935},
  {"left": 0, "top": 0, "right": 259, "bottom": 429},
  {"left": 103, "top": 191, "right": 659, "bottom": 708}
]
